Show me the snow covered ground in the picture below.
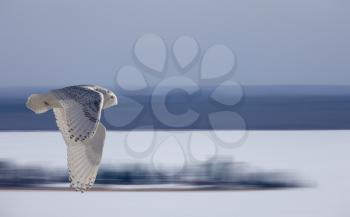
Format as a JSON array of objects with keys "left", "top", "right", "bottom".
[{"left": 0, "top": 130, "right": 349, "bottom": 217}]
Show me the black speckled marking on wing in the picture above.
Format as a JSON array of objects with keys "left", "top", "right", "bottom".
[{"left": 51, "top": 86, "right": 103, "bottom": 142}]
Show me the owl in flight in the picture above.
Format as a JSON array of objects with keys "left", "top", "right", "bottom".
[{"left": 26, "top": 85, "right": 118, "bottom": 192}]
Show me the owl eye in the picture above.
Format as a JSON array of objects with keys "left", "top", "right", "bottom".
[{"left": 110, "top": 96, "right": 114, "bottom": 99}]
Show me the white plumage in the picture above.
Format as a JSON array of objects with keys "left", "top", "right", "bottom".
[{"left": 26, "top": 85, "right": 118, "bottom": 192}]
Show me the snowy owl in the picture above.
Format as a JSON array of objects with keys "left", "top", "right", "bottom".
[{"left": 26, "top": 85, "right": 118, "bottom": 192}]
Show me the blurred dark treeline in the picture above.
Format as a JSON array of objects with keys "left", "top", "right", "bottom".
[
  {"left": 2, "top": 85, "right": 350, "bottom": 131},
  {"left": 0, "top": 159, "right": 303, "bottom": 190}
]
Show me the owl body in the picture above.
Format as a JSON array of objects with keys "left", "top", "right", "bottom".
[{"left": 26, "top": 85, "right": 118, "bottom": 192}]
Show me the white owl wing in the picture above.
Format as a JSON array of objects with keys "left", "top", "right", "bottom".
[
  {"left": 51, "top": 86, "right": 104, "bottom": 142},
  {"left": 53, "top": 107, "right": 106, "bottom": 192}
]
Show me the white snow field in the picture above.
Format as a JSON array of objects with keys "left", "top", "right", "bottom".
[{"left": 0, "top": 130, "right": 349, "bottom": 217}]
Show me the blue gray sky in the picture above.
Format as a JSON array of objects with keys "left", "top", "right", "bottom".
[{"left": 0, "top": 0, "right": 350, "bottom": 88}]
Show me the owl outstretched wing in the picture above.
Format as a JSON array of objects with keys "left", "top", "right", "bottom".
[
  {"left": 51, "top": 86, "right": 106, "bottom": 191},
  {"left": 53, "top": 107, "right": 106, "bottom": 192}
]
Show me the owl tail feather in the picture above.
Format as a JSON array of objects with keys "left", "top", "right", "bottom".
[{"left": 26, "top": 93, "right": 53, "bottom": 114}]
